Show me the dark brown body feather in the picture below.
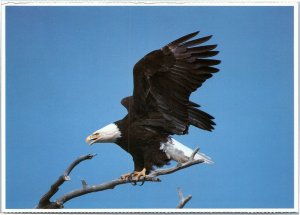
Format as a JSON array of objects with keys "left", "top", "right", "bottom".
[
  {"left": 115, "top": 32, "right": 220, "bottom": 172},
  {"left": 115, "top": 116, "right": 170, "bottom": 173}
]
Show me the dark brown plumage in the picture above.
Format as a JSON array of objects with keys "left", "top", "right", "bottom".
[{"left": 86, "top": 31, "right": 220, "bottom": 176}]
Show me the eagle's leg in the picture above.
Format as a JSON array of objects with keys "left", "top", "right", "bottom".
[
  {"left": 129, "top": 168, "right": 147, "bottom": 186},
  {"left": 131, "top": 168, "right": 147, "bottom": 180},
  {"left": 120, "top": 168, "right": 147, "bottom": 181},
  {"left": 120, "top": 172, "right": 132, "bottom": 180}
]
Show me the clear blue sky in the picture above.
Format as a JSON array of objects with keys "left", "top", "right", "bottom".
[{"left": 5, "top": 6, "right": 294, "bottom": 209}]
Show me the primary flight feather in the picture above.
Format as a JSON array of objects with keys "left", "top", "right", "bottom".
[{"left": 86, "top": 31, "right": 220, "bottom": 180}]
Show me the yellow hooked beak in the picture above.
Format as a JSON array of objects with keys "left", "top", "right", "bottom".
[{"left": 85, "top": 133, "right": 101, "bottom": 145}]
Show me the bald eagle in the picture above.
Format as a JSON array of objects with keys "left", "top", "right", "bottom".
[{"left": 86, "top": 31, "right": 220, "bottom": 180}]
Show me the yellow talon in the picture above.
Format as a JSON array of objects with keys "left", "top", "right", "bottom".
[
  {"left": 134, "top": 168, "right": 147, "bottom": 180},
  {"left": 120, "top": 168, "right": 147, "bottom": 181},
  {"left": 120, "top": 172, "right": 132, "bottom": 180}
]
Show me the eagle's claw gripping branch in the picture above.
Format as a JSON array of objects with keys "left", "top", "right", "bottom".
[{"left": 37, "top": 152, "right": 203, "bottom": 209}]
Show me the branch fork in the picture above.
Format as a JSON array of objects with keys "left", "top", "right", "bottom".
[
  {"left": 37, "top": 148, "right": 203, "bottom": 209},
  {"left": 176, "top": 187, "right": 192, "bottom": 208}
]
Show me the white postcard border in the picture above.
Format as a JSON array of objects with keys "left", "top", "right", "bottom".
[{"left": 0, "top": 1, "right": 298, "bottom": 213}]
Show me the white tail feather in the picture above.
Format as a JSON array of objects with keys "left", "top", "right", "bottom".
[{"left": 160, "top": 138, "right": 214, "bottom": 164}]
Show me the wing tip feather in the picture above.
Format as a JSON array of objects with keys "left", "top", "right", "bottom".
[{"left": 168, "top": 31, "right": 200, "bottom": 47}]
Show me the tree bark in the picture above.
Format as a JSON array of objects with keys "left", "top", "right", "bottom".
[{"left": 36, "top": 148, "right": 203, "bottom": 209}]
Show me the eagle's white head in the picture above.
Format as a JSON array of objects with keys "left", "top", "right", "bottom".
[{"left": 85, "top": 123, "right": 122, "bottom": 145}]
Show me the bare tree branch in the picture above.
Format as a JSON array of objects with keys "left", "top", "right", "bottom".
[
  {"left": 36, "top": 154, "right": 96, "bottom": 209},
  {"left": 53, "top": 175, "right": 161, "bottom": 207},
  {"left": 176, "top": 187, "right": 192, "bottom": 208},
  {"left": 149, "top": 158, "right": 204, "bottom": 178},
  {"left": 81, "top": 180, "right": 88, "bottom": 189},
  {"left": 190, "top": 147, "right": 200, "bottom": 161},
  {"left": 37, "top": 148, "right": 204, "bottom": 209}
]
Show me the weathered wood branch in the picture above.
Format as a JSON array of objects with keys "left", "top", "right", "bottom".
[
  {"left": 176, "top": 187, "right": 192, "bottom": 208},
  {"left": 147, "top": 147, "right": 203, "bottom": 178},
  {"left": 37, "top": 148, "right": 203, "bottom": 209},
  {"left": 36, "top": 154, "right": 96, "bottom": 209},
  {"left": 53, "top": 176, "right": 161, "bottom": 207}
]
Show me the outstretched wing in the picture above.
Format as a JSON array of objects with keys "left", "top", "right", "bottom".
[{"left": 126, "top": 31, "right": 220, "bottom": 135}]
